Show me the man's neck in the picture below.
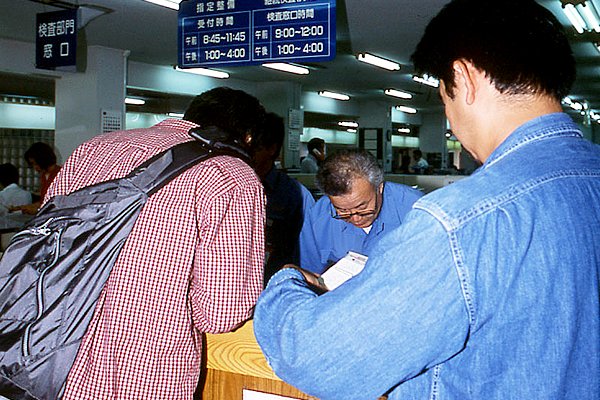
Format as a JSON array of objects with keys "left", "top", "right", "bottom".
[{"left": 473, "top": 94, "right": 563, "bottom": 162}]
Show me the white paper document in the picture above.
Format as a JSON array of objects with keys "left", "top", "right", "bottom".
[{"left": 320, "top": 251, "right": 368, "bottom": 290}]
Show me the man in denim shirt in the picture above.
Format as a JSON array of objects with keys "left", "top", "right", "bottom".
[{"left": 253, "top": 1, "right": 600, "bottom": 399}]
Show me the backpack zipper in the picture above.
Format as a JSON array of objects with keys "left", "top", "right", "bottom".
[{"left": 21, "top": 223, "right": 65, "bottom": 358}]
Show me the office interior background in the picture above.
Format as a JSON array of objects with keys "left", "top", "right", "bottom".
[{"left": 1, "top": 0, "right": 599, "bottom": 194}]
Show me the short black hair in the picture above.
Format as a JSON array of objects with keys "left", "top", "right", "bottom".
[
  {"left": 307, "top": 137, "right": 325, "bottom": 154},
  {"left": 411, "top": 0, "right": 575, "bottom": 101},
  {"left": 255, "top": 112, "right": 285, "bottom": 160},
  {"left": 0, "top": 163, "right": 19, "bottom": 187},
  {"left": 24, "top": 142, "right": 57, "bottom": 170},
  {"left": 183, "top": 87, "right": 266, "bottom": 154}
]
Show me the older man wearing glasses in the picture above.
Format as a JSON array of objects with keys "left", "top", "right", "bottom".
[{"left": 299, "top": 149, "right": 423, "bottom": 274}]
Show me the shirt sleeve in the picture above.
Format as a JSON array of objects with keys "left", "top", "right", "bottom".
[
  {"left": 298, "top": 201, "right": 328, "bottom": 273},
  {"left": 254, "top": 209, "right": 470, "bottom": 400},
  {"left": 190, "top": 169, "right": 266, "bottom": 334}
]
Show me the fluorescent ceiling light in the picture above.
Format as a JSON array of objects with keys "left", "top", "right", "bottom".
[
  {"left": 167, "top": 112, "right": 184, "bottom": 118},
  {"left": 262, "top": 63, "right": 310, "bottom": 75},
  {"left": 338, "top": 121, "right": 358, "bottom": 128},
  {"left": 571, "top": 102, "right": 584, "bottom": 111},
  {"left": 412, "top": 74, "right": 439, "bottom": 88},
  {"left": 564, "top": 4, "right": 586, "bottom": 33},
  {"left": 174, "top": 66, "right": 229, "bottom": 79},
  {"left": 347, "top": 128, "right": 357, "bottom": 133},
  {"left": 125, "top": 97, "right": 145, "bottom": 105},
  {"left": 384, "top": 88, "right": 413, "bottom": 99},
  {"left": 576, "top": 2, "right": 600, "bottom": 32},
  {"left": 397, "top": 128, "right": 411, "bottom": 134},
  {"left": 318, "top": 91, "right": 350, "bottom": 101},
  {"left": 357, "top": 53, "right": 400, "bottom": 71},
  {"left": 143, "top": 0, "right": 181, "bottom": 10},
  {"left": 396, "top": 105, "right": 417, "bottom": 114}
]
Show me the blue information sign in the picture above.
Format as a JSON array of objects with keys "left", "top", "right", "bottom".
[
  {"left": 178, "top": 0, "right": 336, "bottom": 68},
  {"left": 36, "top": 9, "right": 77, "bottom": 70}
]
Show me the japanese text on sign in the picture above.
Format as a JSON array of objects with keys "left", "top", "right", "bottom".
[
  {"left": 36, "top": 9, "right": 77, "bottom": 70},
  {"left": 178, "top": 0, "right": 335, "bottom": 68}
]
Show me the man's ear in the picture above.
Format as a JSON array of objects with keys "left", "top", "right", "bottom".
[{"left": 452, "top": 59, "right": 478, "bottom": 105}]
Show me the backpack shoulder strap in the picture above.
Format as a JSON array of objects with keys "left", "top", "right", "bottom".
[{"left": 127, "top": 127, "right": 250, "bottom": 196}]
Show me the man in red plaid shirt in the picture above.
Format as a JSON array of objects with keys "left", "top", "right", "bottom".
[{"left": 46, "top": 87, "right": 266, "bottom": 399}]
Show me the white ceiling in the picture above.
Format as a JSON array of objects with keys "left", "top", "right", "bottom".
[{"left": 1, "top": 0, "right": 599, "bottom": 127}]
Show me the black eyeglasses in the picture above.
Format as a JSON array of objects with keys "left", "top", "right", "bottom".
[{"left": 331, "top": 190, "right": 380, "bottom": 221}]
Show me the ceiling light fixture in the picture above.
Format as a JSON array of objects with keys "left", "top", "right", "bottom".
[
  {"left": 562, "top": 1, "right": 600, "bottom": 33},
  {"left": 412, "top": 74, "right": 439, "bottom": 88},
  {"left": 338, "top": 121, "right": 359, "bottom": 128},
  {"left": 356, "top": 53, "right": 401, "bottom": 71},
  {"left": 174, "top": 66, "right": 229, "bottom": 79},
  {"left": 396, "top": 105, "right": 417, "bottom": 114},
  {"left": 262, "top": 63, "right": 310, "bottom": 75},
  {"left": 563, "top": 97, "right": 585, "bottom": 111},
  {"left": 397, "top": 127, "right": 411, "bottom": 134},
  {"left": 384, "top": 88, "right": 413, "bottom": 99},
  {"left": 125, "top": 97, "right": 145, "bottom": 105},
  {"left": 318, "top": 90, "right": 350, "bottom": 101},
  {"left": 347, "top": 128, "right": 357, "bottom": 133},
  {"left": 143, "top": 0, "right": 182, "bottom": 10},
  {"left": 167, "top": 112, "right": 184, "bottom": 118}
]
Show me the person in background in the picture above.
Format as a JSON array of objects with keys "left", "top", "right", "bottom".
[
  {"left": 299, "top": 149, "right": 422, "bottom": 274},
  {"left": 253, "top": 112, "right": 315, "bottom": 286},
  {"left": 0, "top": 163, "right": 31, "bottom": 216},
  {"left": 253, "top": 1, "right": 599, "bottom": 399},
  {"left": 300, "top": 137, "right": 325, "bottom": 173},
  {"left": 47, "top": 87, "right": 267, "bottom": 399},
  {"left": 409, "top": 148, "right": 429, "bottom": 173},
  {"left": 398, "top": 149, "right": 411, "bottom": 173},
  {"left": 12, "top": 142, "right": 61, "bottom": 214}
]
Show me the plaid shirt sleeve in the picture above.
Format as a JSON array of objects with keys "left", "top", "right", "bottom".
[{"left": 191, "top": 158, "right": 266, "bottom": 333}]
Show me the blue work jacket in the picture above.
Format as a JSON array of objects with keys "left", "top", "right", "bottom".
[
  {"left": 254, "top": 113, "right": 600, "bottom": 400},
  {"left": 299, "top": 182, "right": 423, "bottom": 273}
]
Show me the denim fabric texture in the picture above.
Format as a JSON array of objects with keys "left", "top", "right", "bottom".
[
  {"left": 254, "top": 113, "right": 600, "bottom": 400},
  {"left": 300, "top": 182, "right": 423, "bottom": 273}
]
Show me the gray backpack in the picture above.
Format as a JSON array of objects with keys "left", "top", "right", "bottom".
[{"left": 0, "top": 128, "right": 249, "bottom": 399}]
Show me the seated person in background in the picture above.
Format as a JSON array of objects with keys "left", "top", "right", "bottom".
[
  {"left": 300, "top": 137, "right": 325, "bottom": 173},
  {"left": 0, "top": 163, "right": 32, "bottom": 216},
  {"left": 12, "top": 142, "right": 61, "bottom": 214},
  {"left": 253, "top": 112, "right": 315, "bottom": 286},
  {"left": 410, "top": 149, "right": 429, "bottom": 173},
  {"left": 299, "top": 148, "right": 423, "bottom": 274}
]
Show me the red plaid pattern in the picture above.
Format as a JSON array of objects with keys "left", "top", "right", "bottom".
[{"left": 46, "top": 120, "right": 265, "bottom": 399}]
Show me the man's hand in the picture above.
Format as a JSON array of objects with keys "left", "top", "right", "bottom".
[
  {"left": 11, "top": 203, "right": 40, "bottom": 215},
  {"left": 282, "top": 264, "right": 329, "bottom": 293}
]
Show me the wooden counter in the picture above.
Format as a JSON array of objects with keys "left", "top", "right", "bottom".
[{"left": 199, "top": 320, "right": 317, "bottom": 400}]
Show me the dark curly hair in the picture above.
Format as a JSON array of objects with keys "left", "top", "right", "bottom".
[
  {"left": 24, "top": 142, "right": 57, "bottom": 170},
  {"left": 411, "top": 0, "right": 575, "bottom": 101},
  {"left": 0, "top": 163, "right": 19, "bottom": 187},
  {"left": 183, "top": 87, "right": 266, "bottom": 155}
]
